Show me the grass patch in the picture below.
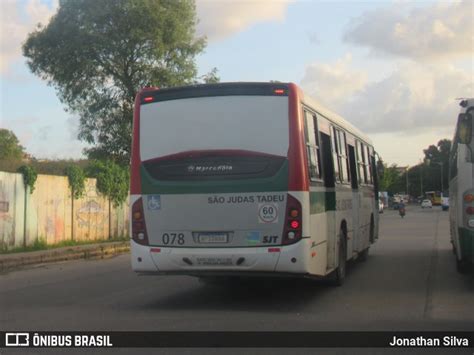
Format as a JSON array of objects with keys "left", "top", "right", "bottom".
[{"left": 0, "top": 236, "right": 129, "bottom": 254}]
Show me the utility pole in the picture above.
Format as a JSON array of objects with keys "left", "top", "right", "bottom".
[
  {"left": 420, "top": 167, "right": 423, "bottom": 197},
  {"left": 434, "top": 162, "right": 444, "bottom": 195},
  {"left": 406, "top": 166, "right": 409, "bottom": 197},
  {"left": 440, "top": 162, "right": 444, "bottom": 195}
]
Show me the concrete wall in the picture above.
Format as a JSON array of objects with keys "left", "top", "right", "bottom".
[{"left": 0, "top": 171, "right": 129, "bottom": 250}]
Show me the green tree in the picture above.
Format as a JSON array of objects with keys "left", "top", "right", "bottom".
[
  {"left": 0, "top": 129, "right": 25, "bottom": 160},
  {"left": 88, "top": 160, "right": 129, "bottom": 208},
  {"left": 423, "top": 139, "right": 451, "bottom": 193},
  {"left": 65, "top": 165, "right": 86, "bottom": 241},
  {"left": 23, "top": 0, "right": 207, "bottom": 165},
  {"left": 379, "top": 164, "right": 402, "bottom": 193},
  {"left": 65, "top": 166, "right": 86, "bottom": 200},
  {"left": 197, "top": 67, "right": 220, "bottom": 84}
]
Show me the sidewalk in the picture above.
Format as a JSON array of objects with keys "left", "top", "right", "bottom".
[{"left": 0, "top": 241, "right": 130, "bottom": 273}]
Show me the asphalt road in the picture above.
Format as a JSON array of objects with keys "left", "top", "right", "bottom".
[{"left": 1, "top": 206, "right": 473, "bottom": 335}]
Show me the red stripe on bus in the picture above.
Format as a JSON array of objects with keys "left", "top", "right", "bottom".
[
  {"left": 287, "top": 83, "right": 309, "bottom": 191},
  {"left": 150, "top": 248, "right": 161, "bottom": 253},
  {"left": 131, "top": 93, "right": 143, "bottom": 194},
  {"left": 131, "top": 87, "right": 159, "bottom": 194},
  {"left": 268, "top": 247, "right": 281, "bottom": 253}
]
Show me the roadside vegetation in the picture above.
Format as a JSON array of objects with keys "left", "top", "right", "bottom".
[{"left": 0, "top": 236, "right": 128, "bottom": 255}]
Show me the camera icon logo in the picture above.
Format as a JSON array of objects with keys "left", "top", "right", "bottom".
[{"left": 5, "top": 333, "right": 29, "bottom": 347}]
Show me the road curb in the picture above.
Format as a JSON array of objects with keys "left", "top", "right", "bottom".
[{"left": 0, "top": 241, "right": 130, "bottom": 272}]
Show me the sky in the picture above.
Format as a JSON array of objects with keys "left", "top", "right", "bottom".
[{"left": 0, "top": 0, "right": 473, "bottom": 166}]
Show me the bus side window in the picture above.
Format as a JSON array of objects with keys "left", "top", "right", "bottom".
[
  {"left": 348, "top": 145, "right": 358, "bottom": 189},
  {"left": 371, "top": 155, "right": 379, "bottom": 196},
  {"left": 304, "top": 110, "right": 322, "bottom": 180},
  {"left": 366, "top": 146, "right": 373, "bottom": 185},
  {"left": 356, "top": 141, "right": 367, "bottom": 184},
  {"left": 339, "top": 130, "right": 350, "bottom": 184},
  {"left": 320, "top": 132, "right": 335, "bottom": 188},
  {"left": 332, "top": 127, "right": 341, "bottom": 182}
]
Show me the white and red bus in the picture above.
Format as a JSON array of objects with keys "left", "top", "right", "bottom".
[
  {"left": 449, "top": 98, "right": 474, "bottom": 273},
  {"left": 130, "top": 82, "right": 379, "bottom": 285}
]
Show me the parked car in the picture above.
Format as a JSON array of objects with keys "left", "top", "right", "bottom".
[
  {"left": 421, "top": 199, "right": 433, "bottom": 208},
  {"left": 379, "top": 199, "right": 384, "bottom": 213}
]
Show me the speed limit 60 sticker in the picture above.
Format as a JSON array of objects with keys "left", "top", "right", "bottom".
[{"left": 258, "top": 203, "right": 278, "bottom": 223}]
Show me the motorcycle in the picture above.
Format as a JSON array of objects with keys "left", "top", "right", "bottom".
[{"left": 399, "top": 206, "right": 406, "bottom": 218}]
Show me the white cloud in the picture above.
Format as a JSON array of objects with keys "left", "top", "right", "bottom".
[
  {"left": 300, "top": 56, "right": 473, "bottom": 134},
  {"left": 0, "top": 0, "right": 58, "bottom": 75},
  {"left": 300, "top": 54, "right": 368, "bottom": 107},
  {"left": 371, "top": 130, "right": 451, "bottom": 166},
  {"left": 342, "top": 62, "right": 473, "bottom": 134},
  {"left": 343, "top": 0, "right": 473, "bottom": 61},
  {"left": 196, "top": 0, "right": 292, "bottom": 42}
]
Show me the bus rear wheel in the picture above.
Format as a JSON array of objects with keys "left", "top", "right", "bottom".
[
  {"left": 359, "top": 218, "right": 374, "bottom": 262},
  {"left": 456, "top": 259, "right": 471, "bottom": 274},
  {"left": 329, "top": 230, "right": 347, "bottom": 286},
  {"left": 358, "top": 248, "right": 369, "bottom": 262}
]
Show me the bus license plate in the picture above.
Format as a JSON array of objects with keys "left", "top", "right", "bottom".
[{"left": 198, "top": 233, "right": 229, "bottom": 243}]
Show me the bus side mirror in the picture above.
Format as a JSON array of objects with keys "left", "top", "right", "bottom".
[{"left": 458, "top": 113, "right": 472, "bottom": 144}]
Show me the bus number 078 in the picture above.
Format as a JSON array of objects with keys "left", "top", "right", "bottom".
[{"left": 162, "top": 233, "right": 185, "bottom": 245}]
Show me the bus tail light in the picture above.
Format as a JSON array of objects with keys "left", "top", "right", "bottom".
[
  {"left": 464, "top": 194, "right": 474, "bottom": 202},
  {"left": 462, "top": 190, "right": 474, "bottom": 228},
  {"left": 132, "top": 197, "right": 149, "bottom": 245},
  {"left": 282, "top": 194, "right": 302, "bottom": 245}
]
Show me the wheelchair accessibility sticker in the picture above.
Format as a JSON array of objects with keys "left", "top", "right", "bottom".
[{"left": 147, "top": 195, "right": 161, "bottom": 210}]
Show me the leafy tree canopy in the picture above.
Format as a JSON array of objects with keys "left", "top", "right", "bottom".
[
  {"left": 423, "top": 139, "right": 451, "bottom": 165},
  {"left": 379, "top": 163, "right": 402, "bottom": 193},
  {"left": 87, "top": 160, "right": 129, "bottom": 207},
  {"left": 23, "top": 0, "right": 209, "bottom": 165},
  {"left": 17, "top": 165, "right": 38, "bottom": 193},
  {"left": 422, "top": 138, "right": 451, "bottom": 194},
  {"left": 0, "top": 129, "right": 25, "bottom": 160},
  {"left": 65, "top": 165, "right": 86, "bottom": 199}
]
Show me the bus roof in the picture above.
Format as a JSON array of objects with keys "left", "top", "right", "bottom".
[{"left": 139, "top": 82, "right": 289, "bottom": 104}]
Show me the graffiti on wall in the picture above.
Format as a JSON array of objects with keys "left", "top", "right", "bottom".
[
  {"left": 0, "top": 176, "right": 16, "bottom": 248},
  {"left": 76, "top": 184, "right": 106, "bottom": 228},
  {"left": 0, "top": 180, "right": 11, "bottom": 222},
  {"left": 44, "top": 197, "right": 65, "bottom": 237},
  {"left": 0, "top": 172, "right": 128, "bottom": 249}
]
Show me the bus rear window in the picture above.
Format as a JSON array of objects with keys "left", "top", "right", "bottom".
[{"left": 139, "top": 95, "right": 289, "bottom": 161}]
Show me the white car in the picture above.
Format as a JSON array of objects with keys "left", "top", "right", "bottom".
[
  {"left": 378, "top": 199, "right": 384, "bottom": 213},
  {"left": 421, "top": 199, "right": 433, "bottom": 208}
]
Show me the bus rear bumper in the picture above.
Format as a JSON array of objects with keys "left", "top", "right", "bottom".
[
  {"left": 136, "top": 270, "right": 324, "bottom": 281},
  {"left": 457, "top": 227, "right": 474, "bottom": 264},
  {"left": 130, "top": 239, "right": 316, "bottom": 275}
]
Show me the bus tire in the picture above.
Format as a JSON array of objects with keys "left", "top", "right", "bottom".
[
  {"left": 358, "top": 248, "right": 369, "bottom": 262},
  {"left": 369, "top": 215, "right": 375, "bottom": 244},
  {"left": 456, "top": 259, "right": 471, "bottom": 274},
  {"left": 329, "top": 229, "right": 347, "bottom": 286}
]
